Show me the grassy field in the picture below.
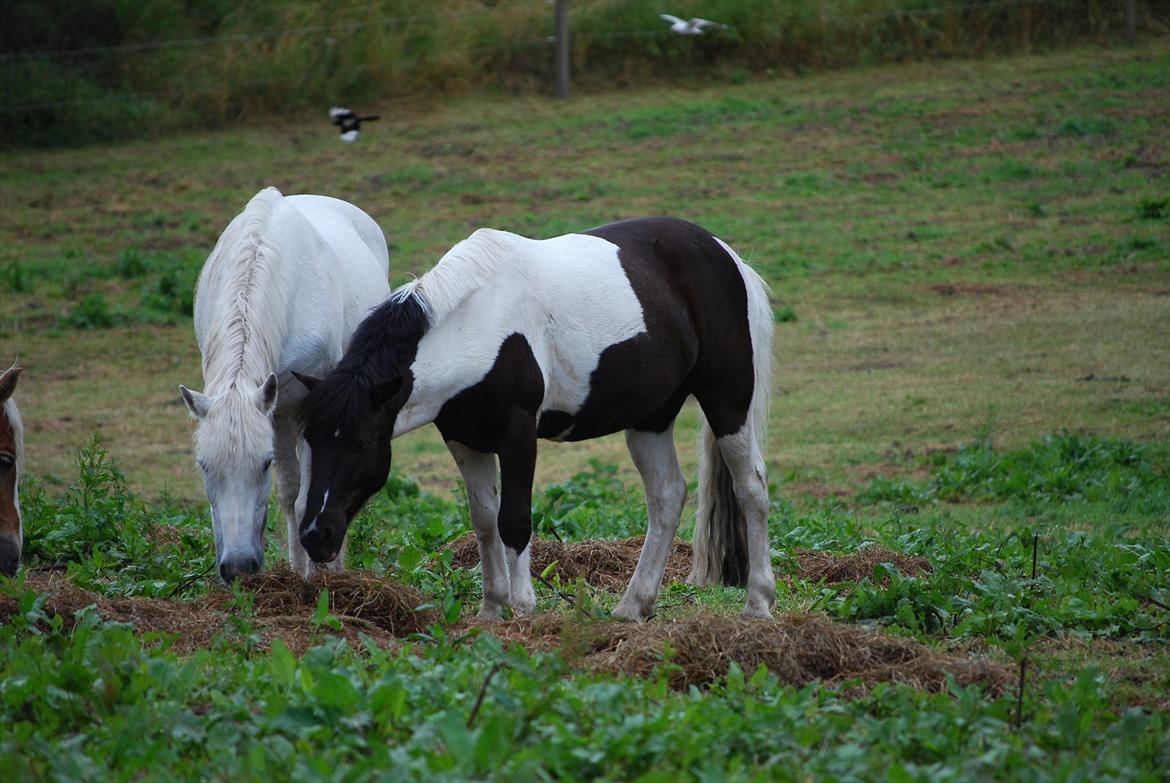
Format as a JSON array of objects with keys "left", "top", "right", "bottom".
[{"left": 1, "top": 40, "right": 1168, "bottom": 781}]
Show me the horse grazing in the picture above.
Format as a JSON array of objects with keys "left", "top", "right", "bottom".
[
  {"left": 0, "top": 362, "right": 24, "bottom": 577},
  {"left": 179, "top": 188, "right": 390, "bottom": 583},
  {"left": 296, "top": 217, "right": 776, "bottom": 621}
]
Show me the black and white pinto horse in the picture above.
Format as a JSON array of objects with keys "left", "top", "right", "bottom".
[{"left": 296, "top": 217, "right": 776, "bottom": 621}]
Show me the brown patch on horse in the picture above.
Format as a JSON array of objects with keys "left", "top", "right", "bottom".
[{"left": 0, "top": 363, "right": 23, "bottom": 571}]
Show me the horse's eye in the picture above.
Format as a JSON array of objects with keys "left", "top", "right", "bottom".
[
  {"left": 0, "top": 453, "right": 13, "bottom": 470},
  {"left": 196, "top": 459, "right": 209, "bottom": 473},
  {"left": 262, "top": 458, "right": 273, "bottom": 473}
]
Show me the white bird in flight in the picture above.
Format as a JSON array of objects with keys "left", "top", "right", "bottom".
[{"left": 660, "top": 14, "right": 729, "bottom": 36}]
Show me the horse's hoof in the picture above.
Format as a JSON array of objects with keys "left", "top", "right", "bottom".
[
  {"left": 740, "top": 603, "right": 773, "bottom": 620},
  {"left": 612, "top": 600, "right": 652, "bottom": 623}
]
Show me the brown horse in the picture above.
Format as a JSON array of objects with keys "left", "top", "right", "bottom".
[{"left": 0, "top": 362, "right": 24, "bottom": 576}]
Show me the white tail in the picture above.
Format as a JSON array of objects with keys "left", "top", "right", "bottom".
[{"left": 688, "top": 256, "right": 773, "bottom": 587}]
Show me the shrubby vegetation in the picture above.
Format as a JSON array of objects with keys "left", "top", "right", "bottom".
[
  {"left": 3, "top": 433, "right": 1167, "bottom": 779},
  {"left": 2, "top": 0, "right": 1161, "bottom": 146}
]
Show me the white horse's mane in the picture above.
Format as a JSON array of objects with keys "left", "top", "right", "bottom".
[
  {"left": 392, "top": 228, "right": 517, "bottom": 323},
  {"left": 2, "top": 398, "right": 22, "bottom": 480},
  {"left": 198, "top": 188, "right": 288, "bottom": 393}
]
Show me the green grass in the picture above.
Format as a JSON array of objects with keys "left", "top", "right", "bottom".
[{"left": 3, "top": 435, "right": 1169, "bottom": 780}]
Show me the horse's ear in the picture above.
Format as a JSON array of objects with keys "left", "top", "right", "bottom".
[
  {"left": 292, "top": 371, "right": 322, "bottom": 390},
  {"left": 179, "top": 385, "right": 211, "bottom": 419},
  {"left": 0, "top": 364, "right": 20, "bottom": 403},
  {"left": 370, "top": 376, "right": 404, "bottom": 410},
  {"left": 254, "top": 373, "right": 278, "bottom": 415}
]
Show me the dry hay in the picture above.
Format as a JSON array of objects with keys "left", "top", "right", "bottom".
[
  {"left": 447, "top": 533, "right": 692, "bottom": 590},
  {"left": 789, "top": 546, "right": 933, "bottom": 585},
  {"left": 232, "top": 562, "right": 437, "bottom": 636},
  {"left": 480, "top": 612, "right": 1010, "bottom": 695},
  {"left": 448, "top": 534, "right": 932, "bottom": 589},
  {"left": 0, "top": 565, "right": 436, "bottom": 655}
]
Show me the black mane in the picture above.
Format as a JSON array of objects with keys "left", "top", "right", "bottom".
[{"left": 301, "top": 292, "right": 429, "bottom": 439}]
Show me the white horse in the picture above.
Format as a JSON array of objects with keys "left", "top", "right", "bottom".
[{"left": 179, "top": 187, "right": 390, "bottom": 582}]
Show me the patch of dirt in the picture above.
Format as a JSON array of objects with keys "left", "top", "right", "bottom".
[
  {"left": 1, "top": 564, "right": 436, "bottom": 655},
  {"left": 2, "top": 555, "right": 1007, "bottom": 696},
  {"left": 929, "top": 282, "right": 1012, "bottom": 297},
  {"left": 479, "top": 612, "right": 1010, "bottom": 694},
  {"left": 447, "top": 534, "right": 933, "bottom": 589}
]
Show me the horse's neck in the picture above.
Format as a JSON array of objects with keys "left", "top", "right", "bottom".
[
  {"left": 392, "top": 292, "right": 532, "bottom": 438},
  {"left": 1, "top": 399, "right": 22, "bottom": 472},
  {"left": 200, "top": 216, "right": 300, "bottom": 393}
]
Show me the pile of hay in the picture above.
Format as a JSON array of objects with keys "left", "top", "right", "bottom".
[
  {"left": 483, "top": 613, "right": 1010, "bottom": 694},
  {"left": 788, "top": 546, "right": 933, "bottom": 584},
  {"left": 1, "top": 565, "right": 436, "bottom": 654},
  {"left": 448, "top": 534, "right": 932, "bottom": 589},
  {"left": 447, "top": 533, "right": 692, "bottom": 590}
]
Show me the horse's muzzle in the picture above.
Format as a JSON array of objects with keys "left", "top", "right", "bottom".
[
  {"left": 300, "top": 513, "right": 344, "bottom": 564},
  {"left": 0, "top": 534, "right": 20, "bottom": 577},
  {"left": 218, "top": 554, "right": 261, "bottom": 584}
]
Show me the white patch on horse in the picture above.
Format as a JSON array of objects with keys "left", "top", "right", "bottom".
[{"left": 392, "top": 230, "right": 646, "bottom": 437}]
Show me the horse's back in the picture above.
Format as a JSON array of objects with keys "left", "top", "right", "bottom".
[
  {"left": 195, "top": 188, "right": 391, "bottom": 385},
  {"left": 285, "top": 194, "right": 390, "bottom": 275},
  {"left": 488, "top": 218, "right": 757, "bottom": 440}
]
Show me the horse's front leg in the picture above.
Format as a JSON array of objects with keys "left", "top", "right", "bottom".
[
  {"left": 497, "top": 413, "right": 538, "bottom": 616},
  {"left": 274, "top": 415, "right": 313, "bottom": 578},
  {"left": 447, "top": 441, "right": 508, "bottom": 620}
]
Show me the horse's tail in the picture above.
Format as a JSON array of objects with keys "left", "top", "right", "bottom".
[{"left": 689, "top": 254, "right": 773, "bottom": 588}]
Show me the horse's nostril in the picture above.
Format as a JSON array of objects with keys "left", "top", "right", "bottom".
[
  {"left": 0, "top": 537, "right": 22, "bottom": 577},
  {"left": 220, "top": 555, "right": 262, "bottom": 583}
]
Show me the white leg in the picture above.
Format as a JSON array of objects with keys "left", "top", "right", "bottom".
[
  {"left": 448, "top": 441, "right": 509, "bottom": 620},
  {"left": 716, "top": 426, "right": 775, "bottom": 619},
  {"left": 614, "top": 426, "right": 688, "bottom": 622},
  {"left": 506, "top": 544, "right": 537, "bottom": 616},
  {"left": 275, "top": 416, "right": 312, "bottom": 578}
]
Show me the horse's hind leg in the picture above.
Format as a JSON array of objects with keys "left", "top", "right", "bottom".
[
  {"left": 715, "top": 424, "right": 775, "bottom": 619},
  {"left": 448, "top": 441, "right": 509, "bottom": 620},
  {"left": 614, "top": 425, "right": 688, "bottom": 622}
]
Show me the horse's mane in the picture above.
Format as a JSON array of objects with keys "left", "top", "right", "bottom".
[
  {"left": 302, "top": 229, "right": 514, "bottom": 438},
  {"left": 302, "top": 292, "right": 429, "bottom": 439},
  {"left": 198, "top": 188, "right": 289, "bottom": 392},
  {"left": 392, "top": 228, "right": 516, "bottom": 323},
  {"left": 1, "top": 398, "right": 22, "bottom": 480}
]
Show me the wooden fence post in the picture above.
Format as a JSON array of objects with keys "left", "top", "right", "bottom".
[
  {"left": 555, "top": 0, "right": 570, "bottom": 99},
  {"left": 1125, "top": 0, "right": 1136, "bottom": 45}
]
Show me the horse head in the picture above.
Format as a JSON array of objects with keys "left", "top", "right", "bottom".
[
  {"left": 295, "top": 371, "right": 403, "bottom": 564},
  {"left": 179, "top": 374, "right": 278, "bottom": 583},
  {"left": 0, "top": 363, "right": 23, "bottom": 577}
]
